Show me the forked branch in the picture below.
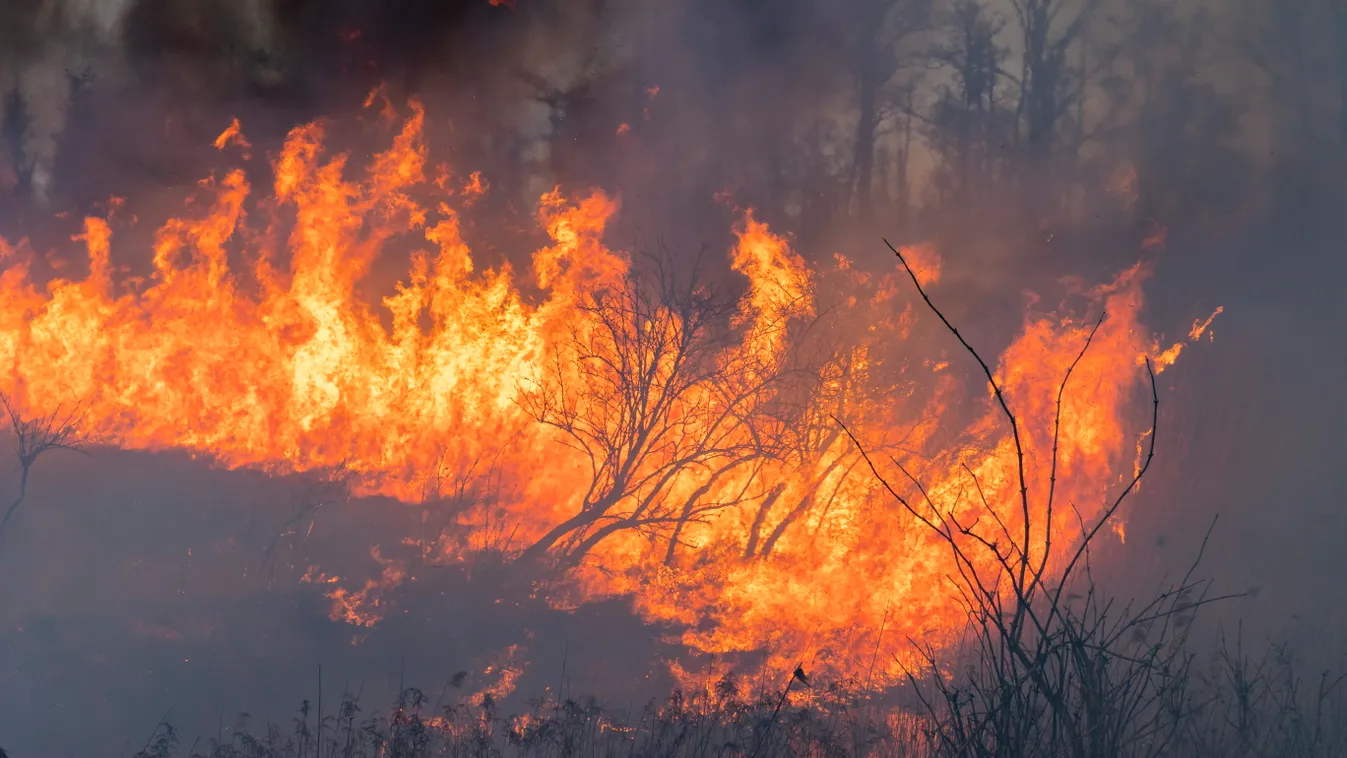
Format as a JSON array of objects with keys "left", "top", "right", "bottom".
[
  {"left": 850, "top": 240, "right": 1210, "bottom": 758},
  {"left": 0, "top": 390, "right": 99, "bottom": 543}
]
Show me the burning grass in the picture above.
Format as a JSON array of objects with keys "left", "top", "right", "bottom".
[
  {"left": 3, "top": 185, "right": 1335, "bottom": 755},
  {"left": 109, "top": 630, "right": 1346, "bottom": 758},
  {"left": 0, "top": 102, "right": 1223, "bottom": 691},
  {"left": 0, "top": 98, "right": 1285, "bottom": 758}
]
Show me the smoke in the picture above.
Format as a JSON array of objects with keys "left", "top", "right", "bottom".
[
  {"left": 0, "top": 0, "right": 121, "bottom": 203},
  {"left": 1, "top": 0, "right": 1346, "bottom": 754},
  {"left": 0, "top": 0, "right": 287, "bottom": 206},
  {"left": 1, "top": 0, "right": 658, "bottom": 209},
  {"left": 0, "top": 448, "right": 680, "bottom": 755}
]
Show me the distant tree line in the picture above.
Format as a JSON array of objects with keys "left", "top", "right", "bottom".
[{"left": 563, "top": 0, "right": 1347, "bottom": 251}]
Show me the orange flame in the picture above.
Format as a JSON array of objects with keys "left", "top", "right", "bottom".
[
  {"left": 213, "top": 118, "right": 253, "bottom": 160},
  {"left": 0, "top": 108, "right": 1208, "bottom": 690}
]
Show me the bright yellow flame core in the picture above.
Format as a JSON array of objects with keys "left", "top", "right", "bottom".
[{"left": 0, "top": 108, "right": 1204, "bottom": 689}]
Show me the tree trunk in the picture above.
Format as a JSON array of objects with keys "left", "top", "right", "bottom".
[
  {"left": 0, "top": 464, "right": 31, "bottom": 544},
  {"left": 516, "top": 493, "right": 618, "bottom": 564},
  {"left": 664, "top": 457, "right": 759, "bottom": 566},
  {"left": 743, "top": 482, "right": 788, "bottom": 560},
  {"left": 758, "top": 454, "right": 848, "bottom": 559},
  {"left": 517, "top": 514, "right": 585, "bottom": 564},
  {"left": 564, "top": 517, "right": 640, "bottom": 568},
  {"left": 853, "top": 49, "right": 879, "bottom": 224},
  {"left": 894, "top": 109, "right": 913, "bottom": 224}
]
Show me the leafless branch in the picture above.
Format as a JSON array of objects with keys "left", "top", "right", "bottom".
[{"left": 0, "top": 390, "right": 101, "bottom": 545}]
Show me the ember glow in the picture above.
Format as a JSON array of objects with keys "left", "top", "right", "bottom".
[{"left": 0, "top": 105, "right": 1213, "bottom": 689}]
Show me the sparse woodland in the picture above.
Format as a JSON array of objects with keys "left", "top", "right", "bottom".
[{"left": 627, "top": 0, "right": 1347, "bottom": 249}]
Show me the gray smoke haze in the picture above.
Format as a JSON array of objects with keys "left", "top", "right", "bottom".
[
  {"left": 0, "top": 0, "right": 290, "bottom": 206},
  {"left": 1, "top": 0, "right": 1346, "bottom": 754}
]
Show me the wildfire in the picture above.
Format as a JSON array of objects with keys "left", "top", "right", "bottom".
[
  {"left": 212, "top": 117, "right": 252, "bottom": 159},
  {"left": 0, "top": 104, "right": 1214, "bottom": 690}
]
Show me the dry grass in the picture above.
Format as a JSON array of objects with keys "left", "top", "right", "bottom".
[{"left": 106, "top": 634, "right": 1342, "bottom": 758}]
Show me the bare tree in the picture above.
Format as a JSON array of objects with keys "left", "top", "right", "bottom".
[
  {"left": 1009, "top": 0, "right": 1095, "bottom": 162},
  {"left": 0, "top": 390, "right": 98, "bottom": 544},
  {"left": 843, "top": 240, "right": 1241, "bottom": 758},
  {"left": 926, "top": 0, "right": 1015, "bottom": 211},
  {"left": 738, "top": 332, "right": 879, "bottom": 562},
  {"left": 872, "top": 83, "right": 920, "bottom": 224},
  {"left": 663, "top": 337, "right": 810, "bottom": 566},
  {"left": 740, "top": 367, "right": 854, "bottom": 561},
  {"left": 517, "top": 255, "right": 782, "bottom": 567},
  {"left": 829, "top": 0, "right": 935, "bottom": 223},
  {"left": 736, "top": 261, "right": 944, "bottom": 563}
]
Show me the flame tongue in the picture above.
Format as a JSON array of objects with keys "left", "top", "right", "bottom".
[{"left": 0, "top": 108, "right": 1205, "bottom": 689}]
